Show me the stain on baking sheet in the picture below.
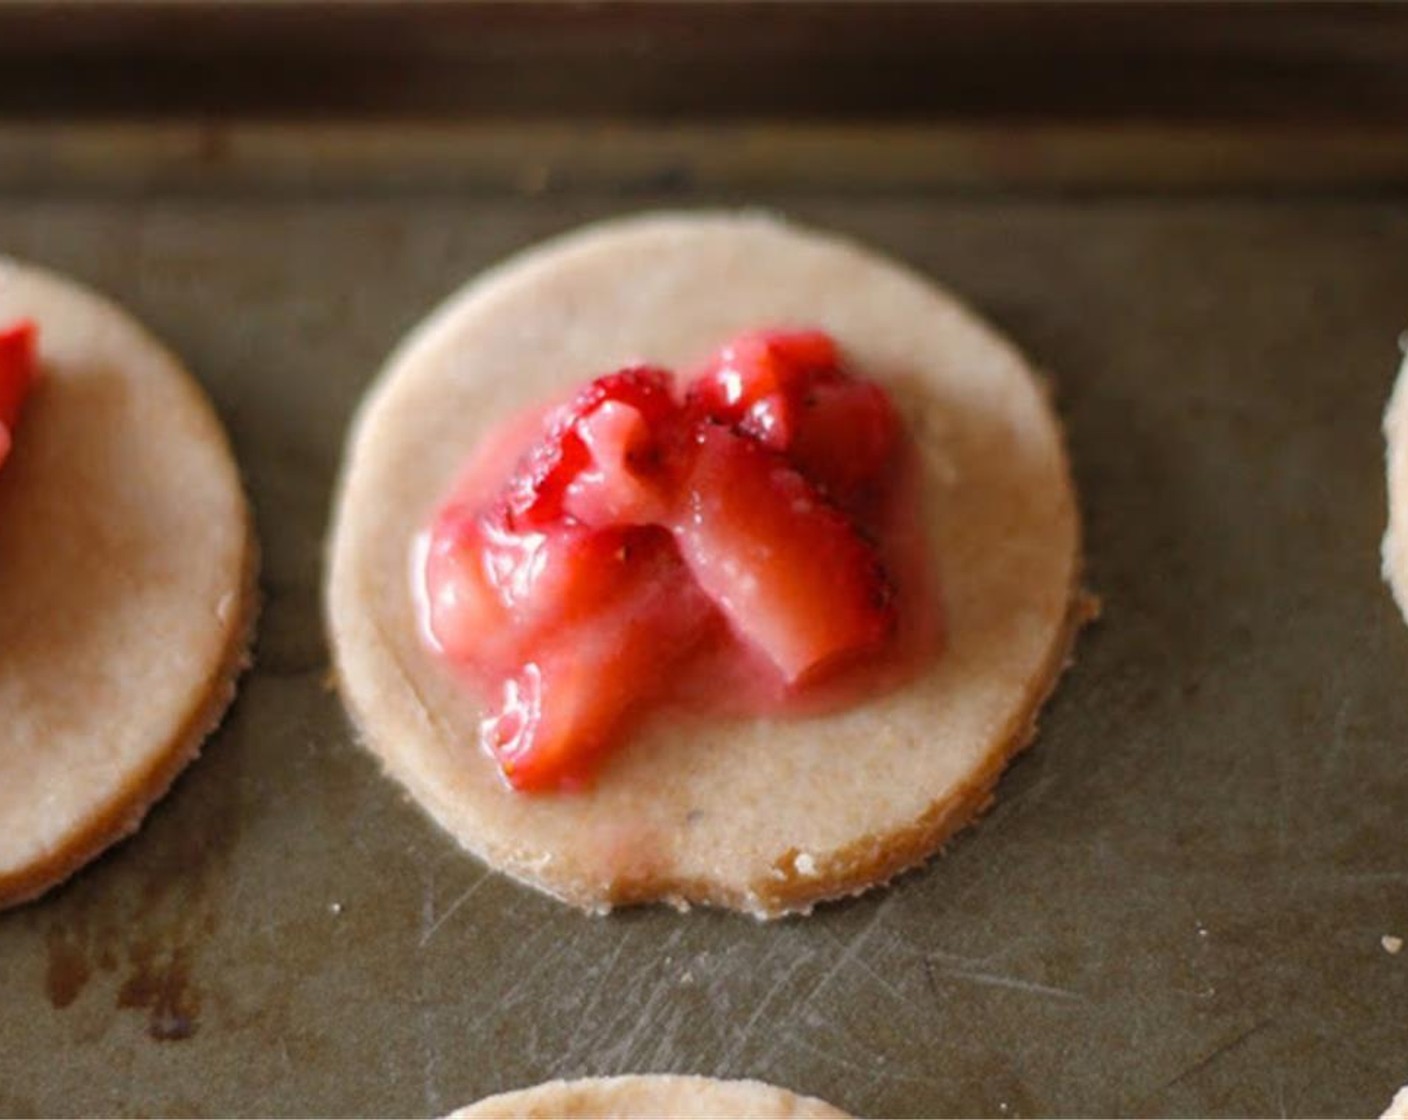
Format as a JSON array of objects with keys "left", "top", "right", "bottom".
[
  {"left": 43, "top": 926, "right": 90, "bottom": 1010},
  {"left": 117, "top": 940, "right": 201, "bottom": 1041},
  {"left": 36, "top": 736, "right": 245, "bottom": 1042},
  {"left": 43, "top": 915, "right": 205, "bottom": 1040}
]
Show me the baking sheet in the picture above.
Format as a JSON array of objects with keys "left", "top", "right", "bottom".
[{"left": 0, "top": 178, "right": 1406, "bottom": 1118}]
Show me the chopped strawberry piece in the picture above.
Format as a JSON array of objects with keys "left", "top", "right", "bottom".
[
  {"left": 427, "top": 504, "right": 662, "bottom": 665},
  {"left": 686, "top": 330, "right": 837, "bottom": 452},
  {"left": 670, "top": 424, "right": 895, "bottom": 685},
  {"left": 0, "top": 320, "right": 38, "bottom": 471},
  {"left": 787, "top": 376, "right": 900, "bottom": 513},
  {"left": 423, "top": 502, "right": 519, "bottom": 664},
  {"left": 421, "top": 328, "right": 919, "bottom": 792},
  {"left": 505, "top": 366, "right": 676, "bottom": 527},
  {"left": 478, "top": 528, "right": 715, "bottom": 791},
  {"left": 562, "top": 398, "right": 674, "bottom": 527},
  {"left": 685, "top": 329, "right": 898, "bottom": 511}
]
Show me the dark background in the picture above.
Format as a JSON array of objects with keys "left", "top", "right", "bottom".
[{"left": 0, "top": 2, "right": 1406, "bottom": 127}]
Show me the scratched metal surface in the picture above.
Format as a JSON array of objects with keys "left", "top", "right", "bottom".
[{"left": 0, "top": 182, "right": 1406, "bottom": 1118}]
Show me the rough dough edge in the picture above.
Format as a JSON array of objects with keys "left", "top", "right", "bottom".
[
  {"left": 0, "top": 264, "right": 261, "bottom": 911},
  {"left": 449, "top": 1075, "right": 850, "bottom": 1119},
  {"left": 0, "top": 531, "right": 259, "bottom": 912},
  {"left": 657, "top": 588, "right": 1097, "bottom": 920},
  {"left": 1384, "top": 351, "right": 1408, "bottom": 624},
  {"left": 327, "top": 209, "right": 1091, "bottom": 920}
]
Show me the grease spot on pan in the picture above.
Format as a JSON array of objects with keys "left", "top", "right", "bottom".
[
  {"left": 43, "top": 926, "right": 91, "bottom": 1010},
  {"left": 117, "top": 940, "right": 201, "bottom": 1042}
]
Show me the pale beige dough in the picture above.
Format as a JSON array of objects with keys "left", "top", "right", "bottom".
[
  {"left": 1385, "top": 353, "right": 1408, "bottom": 623},
  {"left": 451, "top": 1075, "right": 849, "bottom": 1119},
  {"left": 0, "top": 258, "right": 256, "bottom": 909},
  {"left": 327, "top": 211, "right": 1086, "bottom": 918},
  {"left": 1382, "top": 1084, "right": 1408, "bottom": 1120}
]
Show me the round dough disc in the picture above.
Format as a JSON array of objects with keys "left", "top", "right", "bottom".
[
  {"left": 327, "top": 212, "right": 1085, "bottom": 918},
  {"left": 451, "top": 1075, "right": 848, "bottom": 1119},
  {"left": 0, "top": 259, "right": 256, "bottom": 908},
  {"left": 1385, "top": 354, "right": 1408, "bottom": 622}
]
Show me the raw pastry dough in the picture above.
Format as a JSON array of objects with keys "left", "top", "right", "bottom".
[
  {"left": 327, "top": 212, "right": 1086, "bottom": 918},
  {"left": 0, "top": 259, "right": 256, "bottom": 908},
  {"left": 1385, "top": 353, "right": 1408, "bottom": 623},
  {"left": 451, "top": 1075, "right": 848, "bottom": 1119}
]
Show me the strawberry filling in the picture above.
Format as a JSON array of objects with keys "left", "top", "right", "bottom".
[
  {"left": 0, "top": 321, "right": 38, "bottom": 472},
  {"left": 420, "top": 329, "right": 931, "bottom": 792}
]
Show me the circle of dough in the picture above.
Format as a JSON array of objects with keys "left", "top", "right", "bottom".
[
  {"left": 1385, "top": 356, "right": 1408, "bottom": 623},
  {"left": 451, "top": 1075, "right": 849, "bottom": 1119},
  {"left": 327, "top": 212, "right": 1084, "bottom": 918},
  {"left": 0, "top": 259, "right": 256, "bottom": 908}
]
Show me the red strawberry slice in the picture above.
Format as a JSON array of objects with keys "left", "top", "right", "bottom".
[
  {"left": 0, "top": 320, "right": 38, "bottom": 470},
  {"left": 478, "top": 528, "right": 715, "bottom": 791},
  {"left": 562, "top": 397, "right": 674, "bottom": 528},
  {"left": 426, "top": 504, "right": 663, "bottom": 665},
  {"left": 686, "top": 329, "right": 898, "bottom": 511},
  {"left": 670, "top": 424, "right": 895, "bottom": 685},
  {"left": 504, "top": 366, "right": 677, "bottom": 527},
  {"left": 787, "top": 375, "right": 900, "bottom": 513},
  {"left": 686, "top": 329, "right": 837, "bottom": 452},
  {"left": 422, "top": 502, "right": 512, "bottom": 663}
]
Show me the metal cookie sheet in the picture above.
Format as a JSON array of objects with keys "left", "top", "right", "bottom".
[{"left": 0, "top": 183, "right": 1405, "bottom": 1118}]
